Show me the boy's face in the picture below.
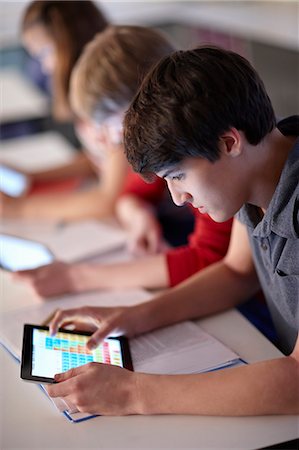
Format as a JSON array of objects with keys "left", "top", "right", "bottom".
[
  {"left": 76, "top": 113, "right": 123, "bottom": 149},
  {"left": 157, "top": 150, "right": 248, "bottom": 223}
]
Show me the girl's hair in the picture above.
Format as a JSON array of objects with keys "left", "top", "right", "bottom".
[
  {"left": 70, "top": 25, "right": 175, "bottom": 122},
  {"left": 22, "top": 1, "right": 108, "bottom": 121}
]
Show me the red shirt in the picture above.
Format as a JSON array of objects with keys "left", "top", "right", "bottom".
[{"left": 121, "top": 172, "right": 233, "bottom": 287}]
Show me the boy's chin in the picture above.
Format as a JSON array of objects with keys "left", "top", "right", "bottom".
[{"left": 208, "top": 210, "right": 233, "bottom": 223}]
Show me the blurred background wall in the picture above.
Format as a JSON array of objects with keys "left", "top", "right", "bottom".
[{"left": 0, "top": 1, "right": 298, "bottom": 118}]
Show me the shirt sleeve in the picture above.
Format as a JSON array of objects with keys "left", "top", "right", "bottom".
[
  {"left": 120, "top": 170, "right": 165, "bottom": 204},
  {"left": 166, "top": 210, "right": 233, "bottom": 286}
]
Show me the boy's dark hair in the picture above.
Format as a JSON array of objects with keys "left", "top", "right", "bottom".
[{"left": 124, "top": 46, "right": 276, "bottom": 176}]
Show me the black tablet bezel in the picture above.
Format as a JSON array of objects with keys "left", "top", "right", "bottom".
[
  {"left": 0, "top": 234, "right": 55, "bottom": 272},
  {"left": 21, "top": 324, "right": 133, "bottom": 384}
]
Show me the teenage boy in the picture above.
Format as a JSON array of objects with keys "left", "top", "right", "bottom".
[{"left": 46, "top": 47, "right": 299, "bottom": 416}]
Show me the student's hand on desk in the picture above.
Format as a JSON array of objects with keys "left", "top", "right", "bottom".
[
  {"left": 127, "top": 208, "right": 163, "bottom": 256},
  {"left": 13, "top": 261, "right": 78, "bottom": 298},
  {"left": 46, "top": 362, "right": 140, "bottom": 415}
]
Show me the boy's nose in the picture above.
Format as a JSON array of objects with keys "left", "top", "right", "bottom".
[{"left": 168, "top": 184, "right": 192, "bottom": 207}]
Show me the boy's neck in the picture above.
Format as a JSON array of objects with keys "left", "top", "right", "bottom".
[{"left": 248, "top": 128, "right": 296, "bottom": 211}]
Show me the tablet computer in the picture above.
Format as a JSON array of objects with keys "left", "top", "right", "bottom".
[
  {"left": 21, "top": 324, "right": 133, "bottom": 384},
  {"left": 0, "top": 164, "right": 30, "bottom": 197},
  {"left": 0, "top": 234, "right": 54, "bottom": 271}
]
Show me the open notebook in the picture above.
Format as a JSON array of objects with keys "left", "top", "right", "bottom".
[{"left": 0, "top": 289, "right": 245, "bottom": 423}]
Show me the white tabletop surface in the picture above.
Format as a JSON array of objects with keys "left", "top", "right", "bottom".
[
  {"left": 1, "top": 269, "right": 298, "bottom": 450},
  {"left": 0, "top": 69, "right": 49, "bottom": 123}
]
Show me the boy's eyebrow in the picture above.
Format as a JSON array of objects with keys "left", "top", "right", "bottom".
[
  {"left": 161, "top": 170, "right": 172, "bottom": 179},
  {"left": 161, "top": 168, "right": 178, "bottom": 179}
]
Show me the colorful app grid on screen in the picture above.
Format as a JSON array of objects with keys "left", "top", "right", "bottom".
[{"left": 31, "top": 329, "right": 123, "bottom": 379}]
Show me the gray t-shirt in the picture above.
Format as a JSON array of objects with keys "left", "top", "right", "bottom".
[{"left": 237, "top": 134, "right": 299, "bottom": 355}]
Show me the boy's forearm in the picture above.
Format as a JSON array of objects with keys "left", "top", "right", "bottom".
[
  {"left": 135, "top": 355, "right": 299, "bottom": 415},
  {"left": 132, "top": 260, "right": 259, "bottom": 336}
]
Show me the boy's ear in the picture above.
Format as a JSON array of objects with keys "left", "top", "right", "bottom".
[{"left": 219, "top": 128, "right": 242, "bottom": 157}]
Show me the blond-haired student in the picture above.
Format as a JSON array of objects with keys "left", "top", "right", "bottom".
[{"left": 1, "top": 25, "right": 173, "bottom": 222}]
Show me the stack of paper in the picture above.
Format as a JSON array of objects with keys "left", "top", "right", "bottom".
[{"left": 131, "top": 321, "right": 241, "bottom": 375}]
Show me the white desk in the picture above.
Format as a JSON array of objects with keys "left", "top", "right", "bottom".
[
  {"left": 0, "top": 69, "right": 49, "bottom": 123},
  {"left": 0, "top": 131, "right": 77, "bottom": 173},
  {"left": 0, "top": 270, "right": 298, "bottom": 449}
]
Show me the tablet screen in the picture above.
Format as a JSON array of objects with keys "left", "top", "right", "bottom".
[
  {"left": 0, "top": 165, "right": 29, "bottom": 197},
  {"left": 32, "top": 328, "right": 123, "bottom": 379},
  {"left": 0, "top": 234, "right": 54, "bottom": 271}
]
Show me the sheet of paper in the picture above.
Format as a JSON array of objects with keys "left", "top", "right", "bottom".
[
  {"left": 0, "top": 220, "right": 58, "bottom": 242},
  {"left": 0, "top": 131, "right": 76, "bottom": 172},
  {"left": 130, "top": 321, "right": 239, "bottom": 374},
  {"left": 0, "top": 220, "right": 127, "bottom": 263},
  {"left": 43, "top": 220, "right": 127, "bottom": 262},
  {"left": 0, "top": 288, "right": 152, "bottom": 359}
]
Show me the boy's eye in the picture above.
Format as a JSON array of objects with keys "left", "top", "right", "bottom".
[{"left": 172, "top": 174, "right": 184, "bottom": 181}]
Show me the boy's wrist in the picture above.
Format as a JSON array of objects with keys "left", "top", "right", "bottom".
[
  {"left": 130, "top": 300, "right": 161, "bottom": 336},
  {"left": 133, "top": 373, "right": 174, "bottom": 415}
]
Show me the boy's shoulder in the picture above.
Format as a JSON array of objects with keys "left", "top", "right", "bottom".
[
  {"left": 237, "top": 132, "right": 299, "bottom": 238},
  {"left": 277, "top": 115, "right": 299, "bottom": 137},
  {"left": 265, "top": 135, "right": 298, "bottom": 238}
]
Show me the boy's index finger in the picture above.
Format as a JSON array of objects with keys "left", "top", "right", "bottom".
[
  {"left": 49, "top": 309, "right": 66, "bottom": 336},
  {"left": 49, "top": 307, "right": 86, "bottom": 335},
  {"left": 86, "top": 324, "right": 114, "bottom": 350}
]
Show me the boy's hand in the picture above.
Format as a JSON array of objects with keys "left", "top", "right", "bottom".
[
  {"left": 49, "top": 305, "right": 136, "bottom": 349},
  {"left": 46, "top": 362, "right": 141, "bottom": 415}
]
